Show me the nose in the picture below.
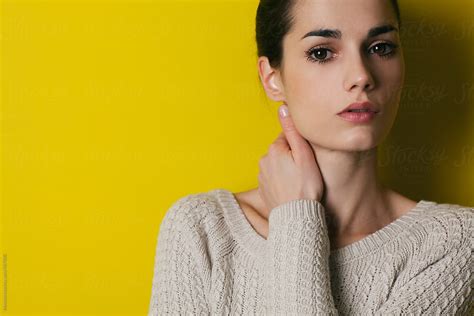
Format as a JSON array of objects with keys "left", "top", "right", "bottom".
[{"left": 343, "top": 51, "right": 375, "bottom": 93}]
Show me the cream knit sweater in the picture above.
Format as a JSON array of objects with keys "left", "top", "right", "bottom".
[{"left": 148, "top": 188, "right": 473, "bottom": 315}]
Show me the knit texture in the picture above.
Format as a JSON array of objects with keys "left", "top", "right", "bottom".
[{"left": 148, "top": 188, "right": 473, "bottom": 315}]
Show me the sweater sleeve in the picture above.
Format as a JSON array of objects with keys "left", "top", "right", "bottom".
[
  {"left": 147, "top": 196, "right": 211, "bottom": 316},
  {"left": 261, "top": 199, "right": 339, "bottom": 315},
  {"left": 374, "top": 209, "right": 473, "bottom": 315}
]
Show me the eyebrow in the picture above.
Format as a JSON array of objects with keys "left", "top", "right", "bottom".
[{"left": 301, "top": 24, "right": 398, "bottom": 40}]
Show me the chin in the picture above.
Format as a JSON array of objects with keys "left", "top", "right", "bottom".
[
  {"left": 312, "top": 137, "right": 379, "bottom": 153},
  {"left": 340, "top": 133, "right": 380, "bottom": 152}
]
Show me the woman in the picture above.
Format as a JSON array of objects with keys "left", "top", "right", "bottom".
[{"left": 148, "top": 0, "right": 473, "bottom": 314}]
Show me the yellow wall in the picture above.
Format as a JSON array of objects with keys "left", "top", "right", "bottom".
[{"left": 1, "top": 0, "right": 473, "bottom": 314}]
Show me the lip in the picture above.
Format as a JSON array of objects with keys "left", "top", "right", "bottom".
[
  {"left": 337, "top": 101, "right": 379, "bottom": 114},
  {"left": 337, "top": 111, "right": 378, "bottom": 123}
]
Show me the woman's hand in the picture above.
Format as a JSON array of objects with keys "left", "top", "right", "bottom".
[{"left": 257, "top": 103, "right": 324, "bottom": 212}]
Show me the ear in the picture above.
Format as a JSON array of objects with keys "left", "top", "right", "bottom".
[{"left": 257, "top": 56, "right": 286, "bottom": 102}]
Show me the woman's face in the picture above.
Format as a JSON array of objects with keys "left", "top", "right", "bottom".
[{"left": 271, "top": 0, "right": 404, "bottom": 151}]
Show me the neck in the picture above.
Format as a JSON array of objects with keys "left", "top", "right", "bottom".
[
  {"left": 310, "top": 144, "right": 390, "bottom": 237},
  {"left": 250, "top": 145, "right": 394, "bottom": 238}
]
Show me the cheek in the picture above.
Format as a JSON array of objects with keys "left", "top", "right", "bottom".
[
  {"left": 285, "top": 60, "right": 336, "bottom": 98},
  {"left": 286, "top": 71, "right": 337, "bottom": 115},
  {"left": 290, "top": 101, "right": 336, "bottom": 143},
  {"left": 285, "top": 70, "right": 343, "bottom": 143}
]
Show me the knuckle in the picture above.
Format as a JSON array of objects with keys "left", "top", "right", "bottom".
[
  {"left": 268, "top": 143, "right": 282, "bottom": 155},
  {"left": 281, "top": 119, "right": 294, "bottom": 130}
]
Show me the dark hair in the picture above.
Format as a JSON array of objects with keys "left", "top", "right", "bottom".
[{"left": 255, "top": 0, "right": 401, "bottom": 70}]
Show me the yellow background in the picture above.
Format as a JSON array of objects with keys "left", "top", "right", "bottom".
[{"left": 1, "top": 0, "right": 473, "bottom": 314}]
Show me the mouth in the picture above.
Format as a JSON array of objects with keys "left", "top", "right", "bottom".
[
  {"left": 337, "top": 108, "right": 379, "bottom": 123},
  {"left": 337, "top": 101, "right": 380, "bottom": 114}
]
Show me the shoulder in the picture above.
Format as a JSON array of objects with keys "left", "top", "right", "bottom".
[
  {"left": 421, "top": 201, "right": 473, "bottom": 226},
  {"left": 160, "top": 190, "right": 223, "bottom": 234},
  {"left": 162, "top": 191, "right": 217, "bottom": 223},
  {"left": 417, "top": 201, "right": 473, "bottom": 249},
  {"left": 393, "top": 202, "right": 473, "bottom": 281},
  {"left": 158, "top": 189, "right": 232, "bottom": 259}
]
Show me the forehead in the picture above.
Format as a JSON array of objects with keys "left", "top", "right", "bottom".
[{"left": 289, "top": 0, "right": 398, "bottom": 39}]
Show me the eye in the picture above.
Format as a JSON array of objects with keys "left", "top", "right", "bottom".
[
  {"left": 368, "top": 42, "right": 398, "bottom": 58},
  {"left": 304, "top": 46, "right": 335, "bottom": 64},
  {"left": 305, "top": 42, "right": 399, "bottom": 65}
]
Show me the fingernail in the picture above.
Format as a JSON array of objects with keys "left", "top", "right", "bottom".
[{"left": 279, "top": 105, "right": 289, "bottom": 118}]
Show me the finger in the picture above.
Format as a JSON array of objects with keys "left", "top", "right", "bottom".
[
  {"left": 268, "top": 133, "right": 292, "bottom": 158},
  {"left": 273, "top": 131, "right": 290, "bottom": 148},
  {"left": 277, "top": 104, "right": 311, "bottom": 163}
]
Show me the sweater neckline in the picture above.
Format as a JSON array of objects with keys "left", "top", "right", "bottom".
[{"left": 212, "top": 188, "right": 437, "bottom": 264}]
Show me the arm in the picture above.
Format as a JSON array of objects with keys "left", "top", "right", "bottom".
[
  {"left": 148, "top": 197, "right": 211, "bottom": 316},
  {"left": 374, "top": 211, "right": 473, "bottom": 316},
  {"left": 262, "top": 199, "right": 339, "bottom": 315}
]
